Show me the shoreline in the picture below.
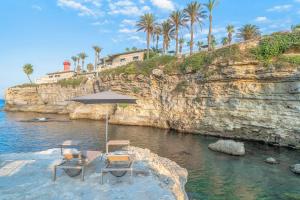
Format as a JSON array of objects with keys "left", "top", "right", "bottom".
[{"left": 4, "top": 108, "right": 300, "bottom": 150}]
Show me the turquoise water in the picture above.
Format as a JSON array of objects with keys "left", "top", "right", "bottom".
[{"left": 0, "top": 99, "right": 299, "bottom": 199}]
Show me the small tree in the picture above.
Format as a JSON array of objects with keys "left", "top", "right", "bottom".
[
  {"left": 71, "top": 56, "right": 78, "bottom": 71},
  {"left": 87, "top": 63, "right": 94, "bottom": 72},
  {"left": 196, "top": 41, "right": 204, "bottom": 51},
  {"left": 237, "top": 24, "right": 261, "bottom": 41},
  {"left": 221, "top": 37, "right": 229, "bottom": 46},
  {"left": 23, "top": 64, "right": 34, "bottom": 84},
  {"left": 78, "top": 52, "right": 88, "bottom": 71}
]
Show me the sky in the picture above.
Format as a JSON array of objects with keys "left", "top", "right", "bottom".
[{"left": 0, "top": 0, "right": 299, "bottom": 98}]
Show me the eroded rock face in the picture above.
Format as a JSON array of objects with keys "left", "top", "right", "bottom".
[
  {"left": 208, "top": 140, "right": 246, "bottom": 156},
  {"left": 4, "top": 63, "right": 300, "bottom": 146}
]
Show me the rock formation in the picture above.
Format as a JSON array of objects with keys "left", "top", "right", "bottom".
[{"left": 208, "top": 140, "right": 246, "bottom": 156}]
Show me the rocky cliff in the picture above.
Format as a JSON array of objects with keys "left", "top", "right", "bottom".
[{"left": 5, "top": 61, "right": 300, "bottom": 147}]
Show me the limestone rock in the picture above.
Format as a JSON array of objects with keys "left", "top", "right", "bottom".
[
  {"left": 152, "top": 69, "right": 164, "bottom": 77},
  {"left": 290, "top": 164, "right": 300, "bottom": 174},
  {"left": 208, "top": 140, "right": 245, "bottom": 156},
  {"left": 265, "top": 157, "right": 279, "bottom": 164}
]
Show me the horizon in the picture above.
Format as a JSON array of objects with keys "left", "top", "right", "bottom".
[{"left": 1, "top": 0, "right": 300, "bottom": 98}]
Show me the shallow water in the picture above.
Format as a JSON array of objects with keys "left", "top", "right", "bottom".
[{"left": 0, "top": 100, "right": 299, "bottom": 200}]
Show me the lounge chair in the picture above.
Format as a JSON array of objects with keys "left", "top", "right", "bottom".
[
  {"left": 100, "top": 154, "right": 134, "bottom": 184},
  {"left": 53, "top": 140, "right": 102, "bottom": 181}
]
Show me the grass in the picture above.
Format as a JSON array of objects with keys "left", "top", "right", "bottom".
[
  {"left": 13, "top": 83, "right": 37, "bottom": 88},
  {"left": 58, "top": 77, "right": 87, "bottom": 88}
]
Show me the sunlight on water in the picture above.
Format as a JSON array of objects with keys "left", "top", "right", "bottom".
[{"left": 0, "top": 100, "right": 299, "bottom": 199}]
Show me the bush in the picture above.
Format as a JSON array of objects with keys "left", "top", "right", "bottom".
[
  {"left": 58, "top": 77, "right": 87, "bottom": 88},
  {"left": 179, "top": 52, "right": 212, "bottom": 73},
  {"left": 252, "top": 32, "right": 300, "bottom": 62},
  {"left": 278, "top": 55, "right": 300, "bottom": 65},
  {"left": 100, "top": 55, "right": 176, "bottom": 77}
]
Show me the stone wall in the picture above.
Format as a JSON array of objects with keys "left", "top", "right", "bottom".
[{"left": 5, "top": 62, "right": 300, "bottom": 147}]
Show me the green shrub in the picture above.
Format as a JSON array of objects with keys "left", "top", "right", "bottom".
[
  {"left": 252, "top": 32, "right": 300, "bottom": 63},
  {"left": 100, "top": 55, "right": 176, "bottom": 77},
  {"left": 180, "top": 52, "right": 212, "bottom": 73},
  {"left": 132, "top": 86, "right": 141, "bottom": 94},
  {"left": 58, "top": 77, "right": 86, "bottom": 88},
  {"left": 278, "top": 55, "right": 300, "bottom": 65},
  {"left": 14, "top": 83, "right": 37, "bottom": 88}
]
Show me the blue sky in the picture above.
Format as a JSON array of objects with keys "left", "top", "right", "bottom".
[{"left": 0, "top": 0, "right": 299, "bottom": 97}]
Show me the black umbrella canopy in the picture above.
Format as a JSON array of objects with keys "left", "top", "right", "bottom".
[{"left": 71, "top": 91, "right": 137, "bottom": 104}]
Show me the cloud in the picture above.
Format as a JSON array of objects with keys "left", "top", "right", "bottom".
[
  {"left": 267, "top": 4, "right": 292, "bottom": 12},
  {"left": 120, "top": 19, "right": 136, "bottom": 27},
  {"left": 91, "top": 20, "right": 110, "bottom": 26},
  {"left": 255, "top": 16, "right": 268, "bottom": 23},
  {"left": 128, "top": 35, "right": 146, "bottom": 44},
  {"left": 84, "top": 0, "right": 101, "bottom": 7},
  {"left": 119, "top": 28, "right": 136, "bottom": 33},
  {"left": 32, "top": 5, "right": 42, "bottom": 11},
  {"left": 108, "top": 0, "right": 151, "bottom": 16},
  {"left": 295, "top": 0, "right": 300, "bottom": 2},
  {"left": 150, "top": 0, "right": 175, "bottom": 11},
  {"left": 57, "top": 0, "right": 96, "bottom": 16}
]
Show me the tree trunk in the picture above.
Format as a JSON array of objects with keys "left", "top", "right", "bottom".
[
  {"left": 190, "top": 21, "right": 194, "bottom": 55},
  {"left": 82, "top": 60, "right": 84, "bottom": 71},
  {"left": 94, "top": 52, "right": 97, "bottom": 71},
  {"left": 228, "top": 33, "right": 232, "bottom": 45},
  {"left": 27, "top": 75, "right": 32, "bottom": 84},
  {"left": 208, "top": 14, "right": 212, "bottom": 51},
  {"left": 147, "top": 31, "right": 150, "bottom": 59},
  {"left": 156, "top": 35, "right": 159, "bottom": 51},
  {"left": 175, "top": 26, "right": 179, "bottom": 56}
]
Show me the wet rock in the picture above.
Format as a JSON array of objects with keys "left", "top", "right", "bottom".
[
  {"left": 265, "top": 157, "right": 279, "bottom": 164},
  {"left": 290, "top": 164, "right": 300, "bottom": 174},
  {"left": 208, "top": 140, "right": 245, "bottom": 156}
]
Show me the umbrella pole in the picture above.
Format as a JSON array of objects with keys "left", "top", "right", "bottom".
[{"left": 105, "top": 110, "right": 108, "bottom": 153}]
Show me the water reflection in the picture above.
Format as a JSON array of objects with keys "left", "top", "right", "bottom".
[{"left": 1, "top": 110, "right": 300, "bottom": 199}]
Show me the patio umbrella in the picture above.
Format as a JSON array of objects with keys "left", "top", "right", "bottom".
[{"left": 71, "top": 91, "right": 137, "bottom": 147}]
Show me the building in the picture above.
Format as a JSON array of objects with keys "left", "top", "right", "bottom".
[
  {"left": 35, "top": 61, "right": 75, "bottom": 84},
  {"left": 97, "top": 50, "right": 145, "bottom": 71}
]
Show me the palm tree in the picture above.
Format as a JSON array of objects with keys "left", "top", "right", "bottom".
[
  {"left": 206, "top": 0, "right": 219, "bottom": 51},
  {"left": 92, "top": 46, "right": 102, "bottom": 70},
  {"left": 184, "top": 1, "right": 207, "bottom": 55},
  {"left": 153, "top": 24, "right": 162, "bottom": 51},
  {"left": 179, "top": 38, "right": 185, "bottom": 54},
  {"left": 221, "top": 37, "right": 228, "bottom": 46},
  {"left": 169, "top": 10, "right": 187, "bottom": 56},
  {"left": 23, "top": 64, "right": 34, "bottom": 84},
  {"left": 237, "top": 24, "right": 261, "bottom": 41},
  {"left": 71, "top": 56, "right": 78, "bottom": 71},
  {"left": 87, "top": 63, "right": 94, "bottom": 72},
  {"left": 136, "top": 13, "right": 156, "bottom": 59},
  {"left": 78, "top": 52, "right": 88, "bottom": 71},
  {"left": 226, "top": 25, "right": 235, "bottom": 44},
  {"left": 196, "top": 41, "right": 204, "bottom": 51},
  {"left": 161, "top": 20, "right": 174, "bottom": 55}
]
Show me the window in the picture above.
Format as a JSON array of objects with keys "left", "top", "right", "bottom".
[
  {"left": 55, "top": 75, "right": 60, "bottom": 77},
  {"left": 133, "top": 56, "right": 139, "bottom": 61},
  {"left": 49, "top": 75, "right": 53, "bottom": 78},
  {"left": 120, "top": 58, "right": 126, "bottom": 62}
]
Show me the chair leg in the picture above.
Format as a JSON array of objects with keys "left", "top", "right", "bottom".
[
  {"left": 81, "top": 166, "right": 85, "bottom": 181},
  {"left": 53, "top": 166, "right": 57, "bottom": 182},
  {"left": 100, "top": 170, "right": 103, "bottom": 184}
]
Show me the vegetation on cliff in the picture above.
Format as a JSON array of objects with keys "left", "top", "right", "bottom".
[{"left": 99, "top": 31, "right": 300, "bottom": 78}]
